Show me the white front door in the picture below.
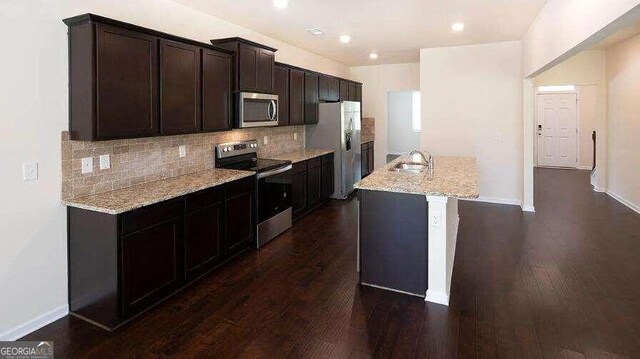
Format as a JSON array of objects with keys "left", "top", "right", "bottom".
[{"left": 536, "top": 93, "right": 578, "bottom": 168}]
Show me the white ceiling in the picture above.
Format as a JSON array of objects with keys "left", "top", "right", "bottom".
[{"left": 176, "top": 0, "right": 548, "bottom": 66}]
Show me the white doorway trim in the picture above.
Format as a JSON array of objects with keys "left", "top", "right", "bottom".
[{"left": 534, "top": 87, "right": 581, "bottom": 169}]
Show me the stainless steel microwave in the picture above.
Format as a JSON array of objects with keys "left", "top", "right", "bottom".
[{"left": 237, "top": 92, "right": 279, "bottom": 128}]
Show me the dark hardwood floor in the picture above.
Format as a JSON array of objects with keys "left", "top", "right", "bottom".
[{"left": 24, "top": 168, "right": 640, "bottom": 358}]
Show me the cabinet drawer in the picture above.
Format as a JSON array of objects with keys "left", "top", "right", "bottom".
[
  {"left": 292, "top": 161, "right": 307, "bottom": 175},
  {"left": 186, "top": 186, "right": 225, "bottom": 213},
  {"left": 226, "top": 176, "right": 255, "bottom": 198},
  {"left": 321, "top": 153, "right": 334, "bottom": 164},
  {"left": 308, "top": 157, "right": 321, "bottom": 169},
  {"left": 121, "top": 198, "right": 184, "bottom": 236}
]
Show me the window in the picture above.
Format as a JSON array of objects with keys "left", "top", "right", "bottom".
[
  {"left": 412, "top": 91, "right": 421, "bottom": 132},
  {"left": 537, "top": 85, "right": 575, "bottom": 92}
]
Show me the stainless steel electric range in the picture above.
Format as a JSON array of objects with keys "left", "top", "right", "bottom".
[{"left": 215, "top": 139, "right": 292, "bottom": 248}]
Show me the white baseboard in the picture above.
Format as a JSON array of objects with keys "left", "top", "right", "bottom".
[
  {"left": 425, "top": 290, "right": 449, "bottom": 306},
  {"left": 0, "top": 304, "right": 68, "bottom": 341},
  {"left": 576, "top": 166, "right": 593, "bottom": 170},
  {"left": 593, "top": 186, "right": 606, "bottom": 193},
  {"left": 462, "top": 196, "right": 522, "bottom": 206},
  {"left": 521, "top": 204, "right": 536, "bottom": 212},
  {"left": 606, "top": 189, "right": 640, "bottom": 215}
]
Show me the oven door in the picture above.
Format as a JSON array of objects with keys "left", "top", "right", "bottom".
[
  {"left": 257, "top": 165, "right": 292, "bottom": 223},
  {"left": 239, "top": 92, "right": 278, "bottom": 128}
]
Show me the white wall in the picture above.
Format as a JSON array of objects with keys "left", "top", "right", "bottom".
[
  {"left": 387, "top": 91, "right": 420, "bottom": 155},
  {"left": 420, "top": 41, "right": 523, "bottom": 204},
  {"left": 522, "top": 0, "right": 639, "bottom": 77},
  {"left": 605, "top": 33, "right": 640, "bottom": 213},
  {"left": 0, "top": 0, "right": 350, "bottom": 339},
  {"left": 350, "top": 63, "right": 420, "bottom": 169},
  {"left": 533, "top": 50, "right": 606, "bottom": 169}
]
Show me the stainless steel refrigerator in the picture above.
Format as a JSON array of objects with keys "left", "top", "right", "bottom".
[{"left": 306, "top": 101, "right": 361, "bottom": 199}]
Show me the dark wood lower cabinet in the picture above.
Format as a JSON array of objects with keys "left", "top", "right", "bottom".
[
  {"left": 67, "top": 176, "right": 255, "bottom": 331},
  {"left": 122, "top": 218, "right": 184, "bottom": 318},
  {"left": 291, "top": 154, "right": 334, "bottom": 221},
  {"left": 361, "top": 141, "right": 374, "bottom": 178}
]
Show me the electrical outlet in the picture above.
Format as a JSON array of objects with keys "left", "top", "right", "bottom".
[
  {"left": 294, "top": 133, "right": 299, "bottom": 140},
  {"left": 99, "top": 154, "right": 111, "bottom": 170},
  {"left": 23, "top": 162, "right": 38, "bottom": 182},
  {"left": 81, "top": 157, "right": 93, "bottom": 174},
  {"left": 263, "top": 136, "right": 269, "bottom": 145},
  {"left": 179, "top": 145, "right": 186, "bottom": 158},
  {"left": 432, "top": 213, "right": 441, "bottom": 227}
]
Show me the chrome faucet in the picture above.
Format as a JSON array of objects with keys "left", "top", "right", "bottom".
[
  {"left": 409, "top": 150, "right": 434, "bottom": 179},
  {"left": 409, "top": 150, "right": 429, "bottom": 164}
]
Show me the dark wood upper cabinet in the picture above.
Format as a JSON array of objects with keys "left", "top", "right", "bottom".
[
  {"left": 202, "top": 49, "right": 233, "bottom": 131},
  {"left": 289, "top": 68, "right": 305, "bottom": 125},
  {"left": 355, "top": 83, "right": 362, "bottom": 103},
  {"left": 319, "top": 75, "right": 339, "bottom": 102},
  {"left": 348, "top": 82, "right": 357, "bottom": 101},
  {"left": 304, "top": 72, "right": 319, "bottom": 124},
  {"left": 64, "top": 14, "right": 236, "bottom": 140},
  {"left": 274, "top": 65, "right": 290, "bottom": 126},
  {"left": 160, "top": 39, "right": 201, "bottom": 135},
  {"left": 257, "top": 49, "right": 275, "bottom": 92},
  {"left": 339, "top": 81, "right": 349, "bottom": 102},
  {"left": 94, "top": 24, "right": 160, "bottom": 140},
  {"left": 210, "top": 38, "right": 277, "bottom": 94}
]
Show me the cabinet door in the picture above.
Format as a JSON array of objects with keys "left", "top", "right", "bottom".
[
  {"left": 318, "top": 75, "right": 330, "bottom": 101},
  {"left": 238, "top": 44, "right": 258, "bottom": 91},
  {"left": 292, "top": 171, "right": 307, "bottom": 220},
  {"left": 307, "top": 165, "right": 321, "bottom": 208},
  {"left": 361, "top": 145, "right": 367, "bottom": 178},
  {"left": 202, "top": 49, "right": 232, "bottom": 131},
  {"left": 96, "top": 24, "right": 159, "bottom": 139},
  {"left": 355, "top": 83, "right": 362, "bottom": 103},
  {"left": 257, "top": 49, "right": 275, "bottom": 93},
  {"left": 348, "top": 82, "right": 357, "bottom": 101},
  {"left": 121, "top": 218, "right": 183, "bottom": 318},
  {"left": 368, "top": 147, "right": 374, "bottom": 173},
  {"left": 274, "top": 65, "right": 290, "bottom": 126},
  {"left": 329, "top": 77, "right": 340, "bottom": 101},
  {"left": 225, "top": 191, "right": 254, "bottom": 255},
  {"left": 304, "top": 72, "right": 319, "bottom": 124},
  {"left": 321, "top": 162, "right": 334, "bottom": 200},
  {"left": 289, "top": 69, "right": 305, "bottom": 125},
  {"left": 185, "top": 202, "right": 223, "bottom": 281},
  {"left": 339, "top": 80, "right": 349, "bottom": 102},
  {"left": 160, "top": 40, "right": 201, "bottom": 135}
]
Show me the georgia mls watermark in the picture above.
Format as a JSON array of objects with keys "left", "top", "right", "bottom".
[{"left": 0, "top": 341, "right": 53, "bottom": 359}]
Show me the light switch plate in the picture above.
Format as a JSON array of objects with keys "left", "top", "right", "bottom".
[
  {"left": 294, "top": 133, "right": 299, "bottom": 140},
  {"left": 23, "top": 162, "right": 38, "bottom": 181},
  {"left": 81, "top": 157, "right": 93, "bottom": 174},
  {"left": 263, "top": 136, "right": 269, "bottom": 145},
  {"left": 179, "top": 145, "right": 186, "bottom": 158},
  {"left": 99, "top": 154, "right": 111, "bottom": 170}
]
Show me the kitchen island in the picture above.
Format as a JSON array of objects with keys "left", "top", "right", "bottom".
[{"left": 354, "top": 154, "right": 478, "bottom": 305}]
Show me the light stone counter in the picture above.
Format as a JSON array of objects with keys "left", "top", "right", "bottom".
[
  {"left": 354, "top": 155, "right": 479, "bottom": 199},
  {"left": 63, "top": 168, "right": 254, "bottom": 214},
  {"left": 270, "top": 149, "right": 334, "bottom": 164}
]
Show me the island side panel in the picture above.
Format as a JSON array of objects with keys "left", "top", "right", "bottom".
[{"left": 359, "top": 189, "right": 428, "bottom": 296}]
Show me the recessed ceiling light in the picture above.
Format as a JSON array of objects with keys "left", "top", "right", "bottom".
[
  {"left": 339, "top": 35, "right": 351, "bottom": 44},
  {"left": 273, "top": 0, "right": 289, "bottom": 9},
  {"left": 452, "top": 22, "right": 465, "bottom": 32},
  {"left": 369, "top": 53, "right": 378, "bottom": 60},
  {"left": 306, "top": 28, "right": 325, "bottom": 36}
]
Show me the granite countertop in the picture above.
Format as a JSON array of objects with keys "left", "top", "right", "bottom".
[
  {"left": 63, "top": 168, "right": 254, "bottom": 214},
  {"left": 270, "top": 148, "right": 334, "bottom": 163},
  {"left": 354, "top": 154, "right": 479, "bottom": 199}
]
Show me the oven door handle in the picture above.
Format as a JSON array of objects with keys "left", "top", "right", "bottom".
[{"left": 257, "top": 164, "right": 292, "bottom": 179}]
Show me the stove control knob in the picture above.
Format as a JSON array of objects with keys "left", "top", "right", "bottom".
[{"left": 222, "top": 148, "right": 228, "bottom": 152}]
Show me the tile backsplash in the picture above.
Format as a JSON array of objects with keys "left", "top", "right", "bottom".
[
  {"left": 362, "top": 117, "right": 375, "bottom": 142},
  {"left": 61, "top": 126, "right": 305, "bottom": 200}
]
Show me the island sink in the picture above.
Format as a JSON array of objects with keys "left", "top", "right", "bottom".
[{"left": 389, "top": 161, "right": 430, "bottom": 173}]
